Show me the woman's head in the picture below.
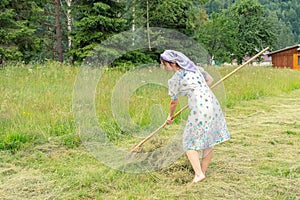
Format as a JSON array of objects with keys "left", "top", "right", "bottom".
[
  {"left": 160, "top": 50, "right": 197, "bottom": 72},
  {"left": 160, "top": 59, "right": 179, "bottom": 72}
]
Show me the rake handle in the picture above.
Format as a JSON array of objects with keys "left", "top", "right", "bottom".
[
  {"left": 130, "top": 47, "right": 269, "bottom": 152},
  {"left": 130, "top": 122, "right": 167, "bottom": 152}
]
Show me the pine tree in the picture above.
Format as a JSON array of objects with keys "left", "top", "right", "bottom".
[
  {"left": 0, "top": 0, "right": 44, "bottom": 63},
  {"left": 70, "top": 0, "right": 127, "bottom": 62}
]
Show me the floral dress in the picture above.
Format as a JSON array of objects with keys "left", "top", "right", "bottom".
[{"left": 168, "top": 69, "right": 230, "bottom": 150}]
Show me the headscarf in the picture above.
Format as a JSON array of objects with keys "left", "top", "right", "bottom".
[{"left": 160, "top": 50, "right": 197, "bottom": 72}]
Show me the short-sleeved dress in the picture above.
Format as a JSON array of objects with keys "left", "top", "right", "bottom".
[{"left": 168, "top": 69, "right": 230, "bottom": 151}]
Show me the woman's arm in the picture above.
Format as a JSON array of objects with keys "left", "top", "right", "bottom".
[
  {"left": 204, "top": 71, "right": 214, "bottom": 86},
  {"left": 198, "top": 66, "right": 214, "bottom": 87},
  {"left": 166, "top": 99, "right": 178, "bottom": 124}
]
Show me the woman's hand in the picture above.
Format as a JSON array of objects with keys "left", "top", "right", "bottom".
[
  {"left": 166, "top": 114, "right": 174, "bottom": 125},
  {"left": 166, "top": 99, "right": 178, "bottom": 125}
]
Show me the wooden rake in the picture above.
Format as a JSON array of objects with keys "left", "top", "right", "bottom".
[{"left": 130, "top": 47, "right": 270, "bottom": 152}]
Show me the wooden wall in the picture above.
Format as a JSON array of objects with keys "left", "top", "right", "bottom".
[
  {"left": 270, "top": 47, "right": 299, "bottom": 69},
  {"left": 293, "top": 54, "right": 300, "bottom": 70}
]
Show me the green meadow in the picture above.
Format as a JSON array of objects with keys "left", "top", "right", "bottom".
[{"left": 1, "top": 63, "right": 300, "bottom": 199}]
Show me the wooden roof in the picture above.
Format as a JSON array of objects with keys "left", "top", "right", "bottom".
[{"left": 268, "top": 44, "right": 300, "bottom": 55}]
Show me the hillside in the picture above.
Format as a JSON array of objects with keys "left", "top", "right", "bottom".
[{"left": 205, "top": 0, "right": 300, "bottom": 49}]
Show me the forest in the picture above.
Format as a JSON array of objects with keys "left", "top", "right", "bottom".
[{"left": 0, "top": 0, "right": 299, "bottom": 65}]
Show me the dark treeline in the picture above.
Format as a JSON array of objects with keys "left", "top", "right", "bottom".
[{"left": 0, "top": 0, "right": 298, "bottom": 66}]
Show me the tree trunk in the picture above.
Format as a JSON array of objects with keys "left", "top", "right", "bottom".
[
  {"left": 146, "top": 0, "right": 151, "bottom": 51},
  {"left": 132, "top": 3, "right": 135, "bottom": 46},
  {"left": 54, "top": 0, "right": 63, "bottom": 63},
  {"left": 65, "top": 0, "right": 73, "bottom": 65}
]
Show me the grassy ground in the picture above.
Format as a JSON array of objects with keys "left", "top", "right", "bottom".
[{"left": 0, "top": 63, "right": 300, "bottom": 199}]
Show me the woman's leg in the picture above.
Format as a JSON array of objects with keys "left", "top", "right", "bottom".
[
  {"left": 186, "top": 150, "right": 206, "bottom": 183},
  {"left": 201, "top": 148, "right": 213, "bottom": 175}
]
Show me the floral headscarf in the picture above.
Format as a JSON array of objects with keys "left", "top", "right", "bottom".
[{"left": 160, "top": 50, "right": 197, "bottom": 72}]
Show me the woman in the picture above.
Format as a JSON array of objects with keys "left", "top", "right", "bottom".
[{"left": 160, "top": 50, "right": 230, "bottom": 183}]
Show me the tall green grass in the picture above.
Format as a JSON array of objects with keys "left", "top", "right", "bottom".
[
  {"left": 1, "top": 63, "right": 300, "bottom": 152},
  {"left": 219, "top": 66, "right": 300, "bottom": 107},
  {"left": 0, "top": 62, "right": 79, "bottom": 152}
]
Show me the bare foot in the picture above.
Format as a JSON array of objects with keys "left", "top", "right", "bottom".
[{"left": 192, "top": 173, "right": 206, "bottom": 183}]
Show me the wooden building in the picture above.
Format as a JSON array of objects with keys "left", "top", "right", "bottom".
[{"left": 268, "top": 44, "right": 300, "bottom": 70}]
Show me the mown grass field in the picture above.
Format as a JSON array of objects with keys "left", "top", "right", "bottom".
[{"left": 0, "top": 62, "right": 300, "bottom": 199}]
